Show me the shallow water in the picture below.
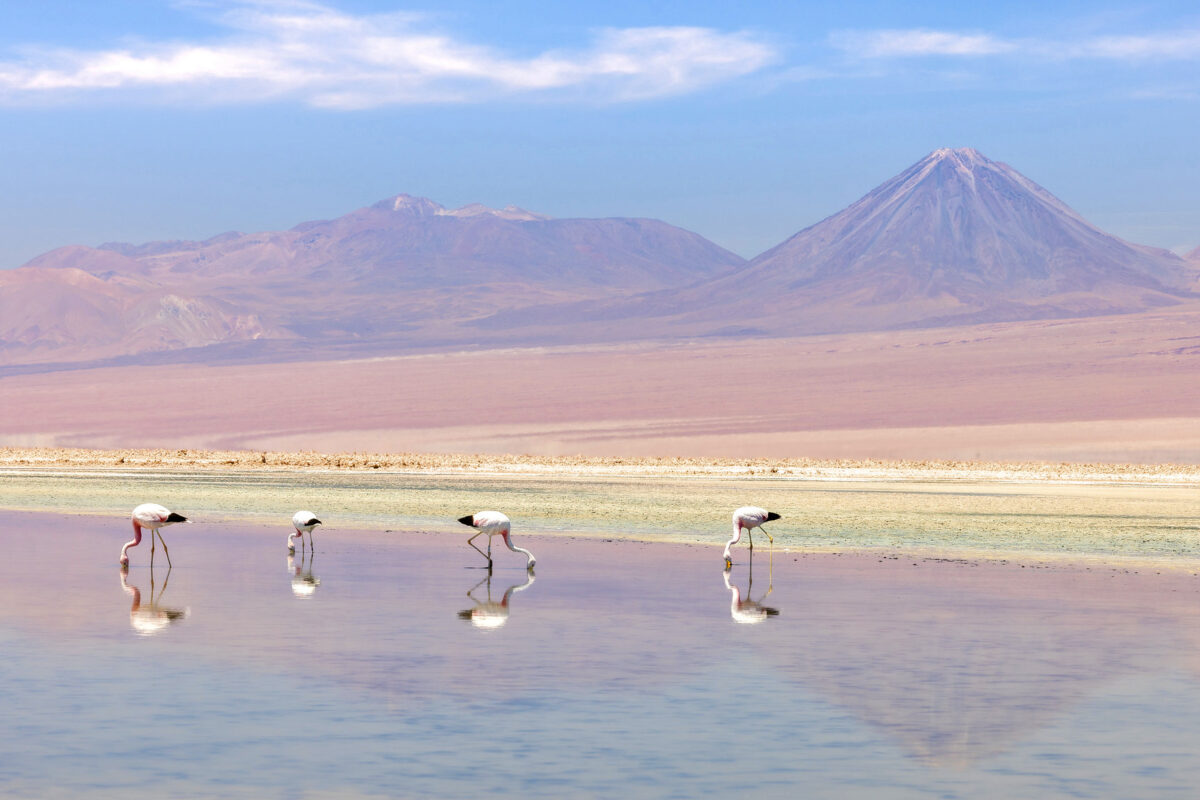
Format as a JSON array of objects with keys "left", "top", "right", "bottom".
[{"left": 4, "top": 508, "right": 1200, "bottom": 799}]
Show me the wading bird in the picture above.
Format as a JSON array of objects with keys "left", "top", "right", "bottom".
[
  {"left": 456, "top": 511, "right": 536, "bottom": 571},
  {"left": 120, "top": 503, "right": 189, "bottom": 567},
  {"left": 724, "top": 506, "right": 781, "bottom": 569},
  {"left": 289, "top": 511, "right": 322, "bottom": 554}
]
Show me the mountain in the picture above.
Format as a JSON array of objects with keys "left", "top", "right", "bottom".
[
  {"left": 487, "top": 148, "right": 1199, "bottom": 338},
  {"left": 6, "top": 153, "right": 1198, "bottom": 371},
  {"left": 4, "top": 196, "right": 746, "bottom": 366},
  {"left": 0, "top": 266, "right": 278, "bottom": 364}
]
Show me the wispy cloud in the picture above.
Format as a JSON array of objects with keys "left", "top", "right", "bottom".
[
  {"left": 832, "top": 27, "right": 1200, "bottom": 62},
  {"left": 0, "top": 1, "right": 776, "bottom": 108},
  {"left": 831, "top": 30, "right": 1015, "bottom": 59}
]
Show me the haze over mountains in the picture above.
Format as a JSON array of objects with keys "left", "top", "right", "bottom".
[{"left": 3, "top": 148, "right": 1197, "bottom": 370}]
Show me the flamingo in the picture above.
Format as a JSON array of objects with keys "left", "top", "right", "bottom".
[
  {"left": 120, "top": 503, "right": 190, "bottom": 567},
  {"left": 458, "top": 571, "right": 536, "bottom": 629},
  {"left": 289, "top": 510, "right": 322, "bottom": 554},
  {"left": 456, "top": 511, "right": 536, "bottom": 571},
  {"left": 723, "top": 506, "right": 781, "bottom": 569}
]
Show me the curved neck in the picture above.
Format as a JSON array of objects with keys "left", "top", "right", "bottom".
[
  {"left": 121, "top": 521, "right": 143, "bottom": 562},
  {"left": 723, "top": 522, "right": 742, "bottom": 557},
  {"left": 501, "top": 531, "right": 535, "bottom": 566}
]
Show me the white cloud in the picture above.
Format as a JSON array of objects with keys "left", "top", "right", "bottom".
[
  {"left": 832, "top": 29, "right": 1014, "bottom": 59},
  {"left": 0, "top": 1, "right": 776, "bottom": 108},
  {"left": 833, "top": 27, "right": 1200, "bottom": 62}
]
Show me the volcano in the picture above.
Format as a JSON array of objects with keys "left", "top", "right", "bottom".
[{"left": 497, "top": 148, "right": 1199, "bottom": 339}]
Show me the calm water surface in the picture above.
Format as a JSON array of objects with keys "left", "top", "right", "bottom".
[{"left": 3, "top": 509, "right": 1200, "bottom": 799}]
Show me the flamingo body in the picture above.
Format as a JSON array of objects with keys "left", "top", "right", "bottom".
[
  {"left": 457, "top": 511, "right": 536, "bottom": 569},
  {"left": 289, "top": 510, "right": 322, "bottom": 553},
  {"left": 120, "top": 503, "right": 189, "bottom": 566},
  {"left": 723, "top": 506, "right": 781, "bottom": 568}
]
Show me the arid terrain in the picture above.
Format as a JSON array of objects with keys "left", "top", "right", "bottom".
[{"left": 4, "top": 304, "right": 1200, "bottom": 462}]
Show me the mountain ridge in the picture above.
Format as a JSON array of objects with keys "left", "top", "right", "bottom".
[{"left": 4, "top": 150, "right": 1199, "bottom": 370}]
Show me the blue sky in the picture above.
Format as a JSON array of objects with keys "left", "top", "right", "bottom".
[{"left": 1, "top": 0, "right": 1198, "bottom": 267}]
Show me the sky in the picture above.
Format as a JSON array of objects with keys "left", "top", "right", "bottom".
[{"left": 1, "top": 0, "right": 1198, "bottom": 268}]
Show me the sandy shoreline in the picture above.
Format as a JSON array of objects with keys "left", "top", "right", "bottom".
[{"left": 5, "top": 446, "right": 1200, "bottom": 484}]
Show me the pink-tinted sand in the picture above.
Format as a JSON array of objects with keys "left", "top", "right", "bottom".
[{"left": 5, "top": 307, "right": 1200, "bottom": 461}]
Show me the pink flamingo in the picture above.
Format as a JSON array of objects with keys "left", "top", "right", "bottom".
[
  {"left": 723, "top": 506, "right": 781, "bottom": 569},
  {"left": 119, "top": 503, "right": 190, "bottom": 567},
  {"left": 456, "top": 511, "right": 536, "bottom": 571},
  {"left": 289, "top": 510, "right": 322, "bottom": 554}
]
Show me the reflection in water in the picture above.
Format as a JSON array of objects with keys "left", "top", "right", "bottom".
[
  {"left": 120, "top": 567, "right": 188, "bottom": 636},
  {"left": 288, "top": 552, "right": 321, "bottom": 598},
  {"left": 723, "top": 549, "right": 779, "bottom": 624},
  {"left": 458, "top": 571, "right": 536, "bottom": 629}
]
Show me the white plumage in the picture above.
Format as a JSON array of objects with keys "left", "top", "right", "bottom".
[
  {"left": 723, "top": 506, "right": 782, "bottom": 568},
  {"left": 120, "top": 503, "right": 190, "bottom": 567},
  {"left": 289, "top": 510, "right": 322, "bottom": 553},
  {"left": 457, "top": 511, "right": 536, "bottom": 570}
]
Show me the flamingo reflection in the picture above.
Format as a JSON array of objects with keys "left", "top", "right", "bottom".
[
  {"left": 288, "top": 552, "right": 321, "bottom": 598},
  {"left": 723, "top": 549, "right": 780, "bottom": 624},
  {"left": 458, "top": 571, "right": 536, "bottom": 630},
  {"left": 120, "top": 567, "right": 188, "bottom": 636}
]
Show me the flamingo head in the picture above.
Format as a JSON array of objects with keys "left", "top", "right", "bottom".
[{"left": 120, "top": 556, "right": 130, "bottom": 569}]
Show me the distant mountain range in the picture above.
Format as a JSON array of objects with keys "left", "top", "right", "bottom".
[{"left": 3, "top": 148, "right": 1198, "bottom": 369}]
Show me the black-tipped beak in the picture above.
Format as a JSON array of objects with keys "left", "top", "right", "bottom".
[
  {"left": 457, "top": 515, "right": 475, "bottom": 526},
  {"left": 766, "top": 512, "right": 781, "bottom": 522},
  {"left": 166, "top": 512, "right": 188, "bottom": 523}
]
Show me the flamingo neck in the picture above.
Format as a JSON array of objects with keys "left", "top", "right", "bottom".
[
  {"left": 501, "top": 531, "right": 535, "bottom": 567},
  {"left": 288, "top": 530, "right": 300, "bottom": 549},
  {"left": 120, "top": 521, "right": 143, "bottom": 564},
  {"left": 723, "top": 522, "right": 742, "bottom": 559}
]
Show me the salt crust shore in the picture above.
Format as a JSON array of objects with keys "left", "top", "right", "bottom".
[{"left": 3, "top": 446, "right": 1200, "bottom": 485}]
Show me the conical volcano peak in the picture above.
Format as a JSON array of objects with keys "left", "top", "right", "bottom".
[
  {"left": 927, "top": 146, "right": 987, "bottom": 164},
  {"left": 720, "top": 147, "right": 1199, "bottom": 334}
]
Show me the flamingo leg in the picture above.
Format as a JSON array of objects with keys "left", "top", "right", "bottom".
[
  {"left": 157, "top": 530, "right": 173, "bottom": 568},
  {"left": 466, "top": 532, "right": 492, "bottom": 568},
  {"left": 747, "top": 526, "right": 754, "bottom": 551},
  {"left": 761, "top": 524, "right": 774, "bottom": 544}
]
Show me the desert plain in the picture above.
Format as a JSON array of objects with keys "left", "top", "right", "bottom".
[{"left": 5, "top": 304, "right": 1200, "bottom": 463}]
